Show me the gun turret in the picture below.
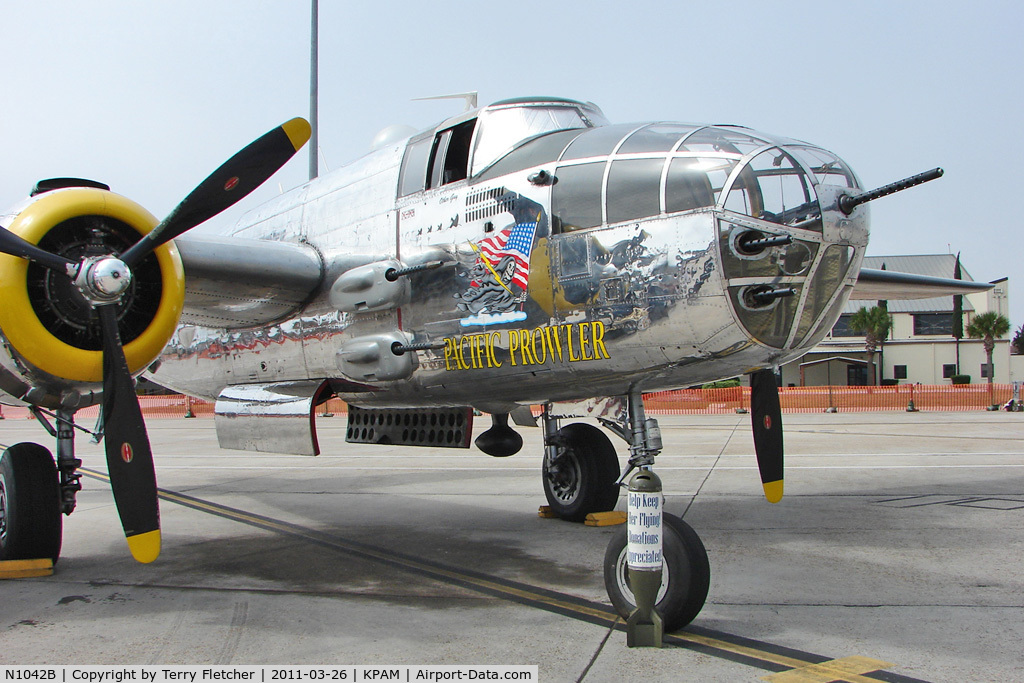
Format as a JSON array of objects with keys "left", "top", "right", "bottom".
[{"left": 838, "top": 167, "right": 944, "bottom": 215}]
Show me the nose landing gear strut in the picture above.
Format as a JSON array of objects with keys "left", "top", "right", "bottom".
[{"left": 602, "top": 390, "right": 710, "bottom": 636}]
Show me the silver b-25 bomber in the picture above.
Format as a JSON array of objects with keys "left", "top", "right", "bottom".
[{"left": 0, "top": 96, "right": 988, "bottom": 630}]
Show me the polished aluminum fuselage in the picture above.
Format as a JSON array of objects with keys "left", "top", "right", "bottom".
[{"left": 150, "top": 101, "right": 868, "bottom": 413}]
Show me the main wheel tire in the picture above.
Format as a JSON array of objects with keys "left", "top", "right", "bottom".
[
  {"left": 542, "top": 423, "right": 620, "bottom": 522},
  {"left": 0, "top": 442, "right": 63, "bottom": 563},
  {"left": 603, "top": 512, "right": 710, "bottom": 632}
]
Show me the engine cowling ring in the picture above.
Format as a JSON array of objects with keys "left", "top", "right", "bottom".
[{"left": 0, "top": 188, "right": 184, "bottom": 384}]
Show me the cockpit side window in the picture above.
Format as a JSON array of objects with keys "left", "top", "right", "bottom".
[
  {"left": 551, "top": 162, "right": 606, "bottom": 232},
  {"left": 398, "top": 133, "right": 433, "bottom": 197},
  {"left": 398, "top": 120, "right": 478, "bottom": 197},
  {"left": 427, "top": 119, "right": 477, "bottom": 190},
  {"left": 427, "top": 129, "right": 452, "bottom": 190}
]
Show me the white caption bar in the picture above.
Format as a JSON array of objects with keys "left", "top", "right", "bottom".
[{"left": 0, "top": 666, "right": 538, "bottom": 683}]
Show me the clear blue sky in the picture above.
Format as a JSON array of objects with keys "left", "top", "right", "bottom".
[{"left": 2, "top": 1, "right": 1021, "bottom": 328}]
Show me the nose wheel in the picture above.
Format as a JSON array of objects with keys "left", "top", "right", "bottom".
[
  {"left": 603, "top": 511, "right": 710, "bottom": 632},
  {"left": 0, "top": 443, "right": 62, "bottom": 563}
]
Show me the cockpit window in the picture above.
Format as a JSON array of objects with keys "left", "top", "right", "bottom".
[
  {"left": 561, "top": 124, "right": 638, "bottom": 161},
  {"left": 427, "top": 119, "right": 476, "bottom": 189},
  {"left": 617, "top": 124, "right": 698, "bottom": 154},
  {"left": 551, "top": 162, "right": 605, "bottom": 231},
  {"left": 680, "top": 127, "right": 766, "bottom": 155},
  {"left": 474, "top": 129, "right": 585, "bottom": 182},
  {"left": 470, "top": 106, "right": 592, "bottom": 176},
  {"left": 724, "top": 148, "right": 821, "bottom": 230},
  {"left": 398, "top": 133, "right": 433, "bottom": 197},
  {"left": 787, "top": 145, "right": 861, "bottom": 189},
  {"left": 607, "top": 158, "right": 664, "bottom": 224},
  {"left": 666, "top": 157, "right": 736, "bottom": 213},
  {"left": 399, "top": 119, "right": 477, "bottom": 196}
]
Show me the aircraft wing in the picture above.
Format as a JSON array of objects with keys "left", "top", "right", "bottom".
[
  {"left": 174, "top": 234, "right": 324, "bottom": 328},
  {"left": 851, "top": 268, "right": 993, "bottom": 300}
]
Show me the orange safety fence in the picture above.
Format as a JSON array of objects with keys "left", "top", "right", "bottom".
[
  {"left": 0, "top": 385, "right": 1013, "bottom": 421},
  {"left": 643, "top": 384, "right": 1014, "bottom": 414}
]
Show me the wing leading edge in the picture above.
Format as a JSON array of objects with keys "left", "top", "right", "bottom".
[
  {"left": 174, "top": 234, "right": 324, "bottom": 328},
  {"left": 851, "top": 268, "right": 993, "bottom": 300}
]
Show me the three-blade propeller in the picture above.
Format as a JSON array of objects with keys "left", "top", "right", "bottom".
[{"left": 0, "top": 118, "right": 311, "bottom": 562}]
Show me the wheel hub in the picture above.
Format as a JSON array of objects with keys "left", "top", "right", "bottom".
[{"left": 545, "top": 450, "right": 582, "bottom": 504}]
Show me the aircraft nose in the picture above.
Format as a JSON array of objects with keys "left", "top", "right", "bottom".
[
  {"left": 719, "top": 218, "right": 857, "bottom": 350},
  {"left": 712, "top": 144, "right": 864, "bottom": 350}
]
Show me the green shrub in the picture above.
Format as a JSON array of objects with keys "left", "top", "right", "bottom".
[
  {"left": 951, "top": 374, "right": 971, "bottom": 385},
  {"left": 702, "top": 378, "right": 741, "bottom": 389}
]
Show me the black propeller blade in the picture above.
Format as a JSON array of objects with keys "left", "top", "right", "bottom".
[
  {"left": 0, "top": 118, "right": 311, "bottom": 561},
  {"left": 0, "top": 227, "right": 76, "bottom": 274},
  {"left": 121, "top": 118, "right": 312, "bottom": 267},
  {"left": 99, "top": 305, "right": 160, "bottom": 563},
  {"left": 750, "top": 369, "right": 784, "bottom": 503}
]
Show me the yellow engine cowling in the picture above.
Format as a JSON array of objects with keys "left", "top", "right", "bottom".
[{"left": 0, "top": 188, "right": 184, "bottom": 400}]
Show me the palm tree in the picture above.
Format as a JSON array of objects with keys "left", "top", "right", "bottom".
[
  {"left": 966, "top": 311, "right": 1011, "bottom": 389},
  {"left": 848, "top": 305, "right": 893, "bottom": 386},
  {"left": 1012, "top": 324, "right": 1024, "bottom": 355}
]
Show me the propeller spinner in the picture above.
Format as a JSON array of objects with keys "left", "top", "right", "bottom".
[{"left": 0, "top": 118, "right": 311, "bottom": 562}]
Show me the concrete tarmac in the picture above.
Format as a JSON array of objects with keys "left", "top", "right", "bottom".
[{"left": 1, "top": 410, "right": 1022, "bottom": 682}]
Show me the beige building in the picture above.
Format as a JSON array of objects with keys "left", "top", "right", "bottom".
[{"left": 781, "top": 255, "right": 1021, "bottom": 387}]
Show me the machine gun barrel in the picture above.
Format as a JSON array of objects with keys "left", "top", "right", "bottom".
[
  {"left": 742, "top": 234, "right": 793, "bottom": 251},
  {"left": 838, "top": 167, "right": 944, "bottom": 215},
  {"left": 750, "top": 287, "right": 796, "bottom": 305}
]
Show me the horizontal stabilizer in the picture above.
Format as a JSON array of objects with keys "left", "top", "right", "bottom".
[{"left": 851, "top": 268, "right": 992, "bottom": 300}]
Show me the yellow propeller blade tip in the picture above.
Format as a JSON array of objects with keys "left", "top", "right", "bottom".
[
  {"left": 126, "top": 530, "right": 161, "bottom": 564},
  {"left": 763, "top": 480, "right": 784, "bottom": 504},
  {"left": 282, "top": 118, "right": 312, "bottom": 152}
]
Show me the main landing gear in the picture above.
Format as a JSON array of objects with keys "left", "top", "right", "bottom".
[
  {"left": 0, "top": 443, "right": 62, "bottom": 562},
  {"left": 539, "top": 393, "right": 710, "bottom": 631},
  {"left": 541, "top": 421, "right": 620, "bottom": 522},
  {"left": 0, "top": 409, "right": 83, "bottom": 563}
]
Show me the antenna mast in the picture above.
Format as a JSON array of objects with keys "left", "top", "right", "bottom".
[{"left": 309, "top": 0, "right": 319, "bottom": 180}]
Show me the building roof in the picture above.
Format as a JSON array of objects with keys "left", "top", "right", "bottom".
[{"left": 844, "top": 254, "right": 977, "bottom": 314}]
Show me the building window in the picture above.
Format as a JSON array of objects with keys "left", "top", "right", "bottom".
[
  {"left": 913, "top": 313, "right": 953, "bottom": 335},
  {"left": 847, "top": 365, "right": 868, "bottom": 386},
  {"left": 831, "top": 314, "right": 859, "bottom": 337},
  {"left": 981, "top": 363, "right": 990, "bottom": 378},
  {"left": 894, "top": 365, "right": 908, "bottom": 379},
  {"left": 942, "top": 364, "right": 957, "bottom": 379}
]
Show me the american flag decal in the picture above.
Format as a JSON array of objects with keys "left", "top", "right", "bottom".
[{"left": 475, "top": 213, "right": 540, "bottom": 291}]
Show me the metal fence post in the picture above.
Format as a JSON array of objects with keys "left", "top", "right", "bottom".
[{"left": 906, "top": 383, "right": 918, "bottom": 412}]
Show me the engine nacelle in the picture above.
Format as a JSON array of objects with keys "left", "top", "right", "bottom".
[{"left": 0, "top": 187, "right": 185, "bottom": 408}]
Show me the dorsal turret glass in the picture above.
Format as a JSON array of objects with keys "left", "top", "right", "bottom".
[{"left": 469, "top": 101, "right": 605, "bottom": 177}]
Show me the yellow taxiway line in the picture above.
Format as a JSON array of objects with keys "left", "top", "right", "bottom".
[{"left": 80, "top": 467, "right": 920, "bottom": 683}]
